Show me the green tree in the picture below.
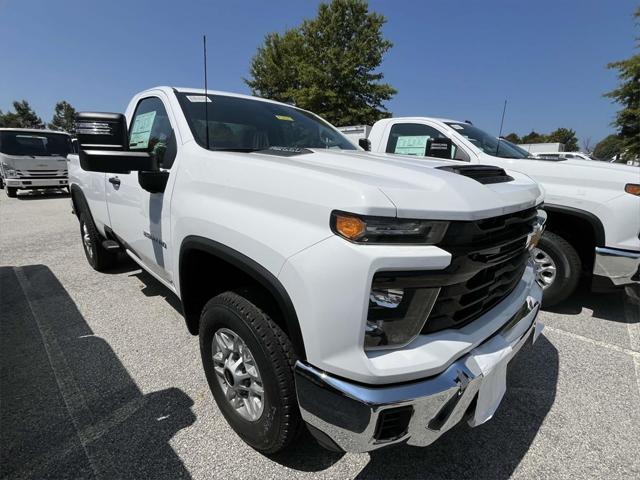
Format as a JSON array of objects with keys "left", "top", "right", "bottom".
[
  {"left": 503, "top": 133, "right": 521, "bottom": 143},
  {"left": 547, "top": 127, "right": 579, "bottom": 151},
  {"left": 48, "top": 100, "right": 76, "bottom": 133},
  {"left": 0, "top": 100, "right": 44, "bottom": 128},
  {"left": 604, "top": 7, "right": 640, "bottom": 157},
  {"left": 521, "top": 131, "right": 547, "bottom": 144},
  {"left": 593, "top": 134, "right": 623, "bottom": 160},
  {"left": 246, "top": 0, "right": 397, "bottom": 126}
]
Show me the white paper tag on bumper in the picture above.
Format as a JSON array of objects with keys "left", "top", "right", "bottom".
[
  {"left": 532, "top": 320, "right": 544, "bottom": 344},
  {"left": 465, "top": 334, "right": 513, "bottom": 427},
  {"left": 469, "top": 361, "right": 508, "bottom": 427}
]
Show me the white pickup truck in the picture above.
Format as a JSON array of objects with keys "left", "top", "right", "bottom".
[
  {"left": 357, "top": 118, "right": 640, "bottom": 305},
  {"left": 68, "top": 86, "right": 546, "bottom": 454},
  {"left": 0, "top": 128, "right": 71, "bottom": 197}
]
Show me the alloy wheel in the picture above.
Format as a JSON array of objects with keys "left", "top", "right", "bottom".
[
  {"left": 532, "top": 247, "right": 557, "bottom": 288},
  {"left": 82, "top": 221, "right": 94, "bottom": 260},
  {"left": 212, "top": 328, "right": 264, "bottom": 421}
]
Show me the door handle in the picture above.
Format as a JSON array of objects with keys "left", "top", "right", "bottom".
[{"left": 108, "top": 176, "right": 121, "bottom": 187}]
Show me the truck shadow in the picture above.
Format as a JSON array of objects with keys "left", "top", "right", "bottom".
[
  {"left": 543, "top": 281, "right": 636, "bottom": 323},
  {"left": 272, "top": 335, "right": 558, "bottom": 478},
  {"left": 0, "top": 265, "right": 196, "bottom": 479}
]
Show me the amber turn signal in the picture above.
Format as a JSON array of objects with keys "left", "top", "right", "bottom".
[
  {"left": 625, "top": 184, "right": 640, "bottom": 196},
  {"left": 335, "top": 214, "right": 366, "bottom": 240}
]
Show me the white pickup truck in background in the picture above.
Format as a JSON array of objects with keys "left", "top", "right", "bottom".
[
  {"left": 0, "top": 128, "right": 71, "bottom": 197},
  {"left": 68, "top": 86, "right": 546, "bottom": 454},
  {"left": 347, "top": 118, "right": 640, "bottom": 306}
]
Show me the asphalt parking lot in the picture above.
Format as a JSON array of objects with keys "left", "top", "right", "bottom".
[{"left": 1, "top": 190, "right": 639, "bottom": 480}]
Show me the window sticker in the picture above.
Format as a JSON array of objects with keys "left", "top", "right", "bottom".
[
  {"left": 129, "top": 111, "right": 157, "bottom": 149},
  {"left": 450, "top": 124, "right": 464, "bottom": 130},
  {"left": 394, "top": 135, "right": 429, "bottom": 155},
  {"left": 275, "top": 114, "right": 294, "bottom": 121},
  {"left": 186, "top": 95, "right": 212, "bottom": 103}
]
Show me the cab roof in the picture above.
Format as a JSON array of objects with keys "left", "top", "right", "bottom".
[
  {"left": 0, "top": 128, "right": 71, "bottom": 136},
  {"left": 146, "top": 86, "right": 299, "bottom": 109}
]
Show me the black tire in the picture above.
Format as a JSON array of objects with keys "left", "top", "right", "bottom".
[
  {"left": 78, "top": 210, "right": 118, "bottom": 271},
  {"left": 535, "top": 231, "right": 581, "bottom": 307},
  {"left": 6, "top": 187, "right": 17, "bottom": 198},
  {"left": 0, "top": 177, "right": 4, "bottom": 189},
  {"left": 199, "top": 290, "right": 301, "bottom": 454}
]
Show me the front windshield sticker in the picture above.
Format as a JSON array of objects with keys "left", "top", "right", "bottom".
[
  {"left": 395, "top": 135, "right": 429, "bottom": 155},
  {"left": 186, "top": 95, "right": 212, "bottom": 103},
  {"left": 450, "top": 124, "right": 464, "bottom": 130},
  {"left": 129, "top": 111, "right": 156, "bottom": 149},
  {"left": 275, "top": 115, "right": 294, "bottom": 121}
]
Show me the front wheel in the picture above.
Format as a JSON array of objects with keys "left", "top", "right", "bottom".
[
  {"left": 533, "top": 231, "right": 581, "bottom": 307},
  {"left": 78, "top": 210, "right": 118, "bottom": 271},
  {"left": 199, "top": 290, "right": 301, "bottom": 454},
  {"left": 6, "top": 187, "right": 17, "bottom": 198}
]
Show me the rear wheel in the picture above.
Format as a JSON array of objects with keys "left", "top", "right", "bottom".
[
  {"left": 6, "top": 187, "right": 17, "bottom": 198},
  {"left": 78, "top": 210, "right": 118, "bottom": 271},
  {"left": 199, "top": 290, "right": 301, "bottom": 454},
  {"left": 533, "top": 231, "right": 581, "bottom": 307}
]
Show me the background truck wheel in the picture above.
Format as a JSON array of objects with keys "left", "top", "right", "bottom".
[
  {"left": 6, "top": 187, "right": 17, "bottom": 198},
  {"left": 0, "top": 177, "right": 4, "bottom": 189},
  {"left": 199, "top": 290, "right": 301, "bottom": 454},
  {"left": 78, "top": 210, "right": 118, "bottom": 271},
  {"left": 533, "top": 231, "right": 581, "bottom": 307}
]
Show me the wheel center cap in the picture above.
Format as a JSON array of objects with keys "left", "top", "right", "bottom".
[{"left": 224, "top": 368, "right": 235, "bottom": 386}]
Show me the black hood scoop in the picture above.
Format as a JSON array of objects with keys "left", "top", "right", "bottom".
[{"left": 437, "top": 165, "right": 514, "bottom": 184}]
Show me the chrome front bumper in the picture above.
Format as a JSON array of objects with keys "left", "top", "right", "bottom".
[
  {"left": 295, "top": 295, "right": 541, "bottom": 453},
  {"left": 593, "top": 247, "right": 640, "bottom": 286},
  {"left": 5, "top": 178, "right": 68, "bottom": 188}
]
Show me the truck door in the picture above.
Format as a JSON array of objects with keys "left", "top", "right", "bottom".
[{"left": 105, "top": 95, "right": 177, "bottom": 285}]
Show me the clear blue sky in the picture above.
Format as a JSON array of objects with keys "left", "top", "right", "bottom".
[{"left": 1, "top": 0, "right": 637, "bottom": 145}]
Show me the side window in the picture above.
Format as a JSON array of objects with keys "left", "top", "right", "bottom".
[
  {"left": 385, "top": 123, "right": 446, "bottom": 156},
  {"left": 129, "top": 97, "right": 176, "bottom": 168}
]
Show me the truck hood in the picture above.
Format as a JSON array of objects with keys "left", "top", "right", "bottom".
[
  {"left": 253, "top": 148, "right": 543, "bottom": 220},
  {"left": 494, "top": 155, "right": 639, "bottom": 194},
  {"left": 1, "top": 154, "right": 68, "bottom": 170},
  {"left": 553, "top": 157, "right": 638, "bottom": 174}
]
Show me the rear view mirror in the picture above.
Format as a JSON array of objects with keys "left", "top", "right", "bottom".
[
  {"left": 426, "top": 137, "right": 453, "bottom": 159},
  {"left": 358, "top": 138, "right": 371, "bottom": 151},
  {"left": 75, "top": 112, "right": 157, "bottom": 174}
]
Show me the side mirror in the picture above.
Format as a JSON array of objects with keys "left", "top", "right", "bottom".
[
  {"left": 75, "top": 112, "right": 157, "bottom": 174},
  {"left": 358, "top": 138, "right": 371, "bottom": 151},
  {"left": 426, "top": 137, "right": 453, "bottom": 159}
]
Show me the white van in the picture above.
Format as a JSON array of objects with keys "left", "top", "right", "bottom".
[{"left": 0, "top": 128, "right": 72, "bottom": 197}]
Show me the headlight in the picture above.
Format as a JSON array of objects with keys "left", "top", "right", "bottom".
[
  {"left": 365, "top": 273, "right": 440, "bottom": 350},
  {"left": 5, "top": 169, "right": 17, "bottom": 178},
  {"left": 331, "top": 211, "right": 449, "bottom": 244},
  {"left": 625, "top": 184, "right": 640, "bottom": 196}
]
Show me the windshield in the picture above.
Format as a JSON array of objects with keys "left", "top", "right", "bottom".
[
  {"left": 0, "top": 131, "right": 72, "bottom": 157},
  {"left": 445, "top": 122, "right": 528, "bottom": 159},
  {"left": 500, "top": 139, "right": 538, "bottom": 158},
  {"left": 176, "top": 93, "right": 356, "bottom": 152}
]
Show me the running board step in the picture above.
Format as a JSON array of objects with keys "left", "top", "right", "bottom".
[{"left": 102, "top": 240, "right": 121, "bottom": 251}]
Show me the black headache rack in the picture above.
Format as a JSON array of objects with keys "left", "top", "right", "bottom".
[
  {"left": 437, "top": 165, "right": 514, "bottom": 184},
  {"left": 372, "top": 207, "right": 537, "bottom": 334}
]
